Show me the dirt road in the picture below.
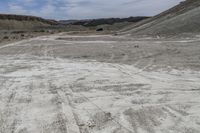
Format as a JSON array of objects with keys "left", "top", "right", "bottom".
[{"left": 0, "top": 33, "right": 200, "bottom": 133}]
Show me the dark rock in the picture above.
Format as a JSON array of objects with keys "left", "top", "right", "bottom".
[{"left": 96, "top": 28, "right": 103, "bottom": 32}]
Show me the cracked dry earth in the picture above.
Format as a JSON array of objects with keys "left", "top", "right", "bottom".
[{"left": 0, "top": 33, "right": 200, "bottom": 133}]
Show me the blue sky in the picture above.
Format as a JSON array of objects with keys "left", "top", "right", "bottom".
[{"left": 0, "top": 0, "right": 184, "bottom": 20}]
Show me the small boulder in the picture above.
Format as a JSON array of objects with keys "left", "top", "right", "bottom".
[{"left": 96, "top": 28, "right": 103, "bottom": 32}]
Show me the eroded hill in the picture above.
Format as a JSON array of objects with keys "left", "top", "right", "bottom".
[
  {"left": 0, "top": 14, "right": 59, "bottom": 30},
  {"left": 122, "top": 0, "right": 200, "bottom": 35}
]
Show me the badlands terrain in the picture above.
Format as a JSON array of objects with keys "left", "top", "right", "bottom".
[
  {"left": 0, "top": 32, "right": 200, "bottom": 133},
  {"left": 1, "top": 0, "right": 200, "bottom": 133}
]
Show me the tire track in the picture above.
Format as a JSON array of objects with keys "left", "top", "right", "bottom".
[
  {"left": 43, "top": 41, "right": 81, "bottom": 133},
  {"left": 0, "top": 38, "right": 41, "bottom": 133}
]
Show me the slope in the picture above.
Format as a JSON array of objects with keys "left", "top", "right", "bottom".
[
  {"left": 0, "top": 14, "right": 59, "bottom": 30},
  {"left": 122, "top": 0, "right": 200, "bottom": 35}
]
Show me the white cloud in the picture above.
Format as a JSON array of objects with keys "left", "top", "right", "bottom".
[
  {"left": 8, "top": 3, "right": 27, "bottom": 14},
  {"left": 41, "top": 4, "right": 56, "bottom": 16},
  {"left": 66, "top": 0, "right": 185, "bottom": 19},
  {"left": 5, "top": 0, "right": 185, "bottom": 20}
]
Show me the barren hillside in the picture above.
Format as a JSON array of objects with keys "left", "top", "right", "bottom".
[
  {"left": 0, "top": 14, "right": 59, "bottom": 30},
  {"left": 122, "top": 0, "right": 200, "bottom": 35}
]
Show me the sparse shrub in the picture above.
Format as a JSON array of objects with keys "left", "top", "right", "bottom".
[
  {"left": 11, "top": 31, "right": 25, "bottom": 34},
  {"left": 134, "top": 45, "right": 139, "bottom": 48},
  {"left": 3, "top": 36, "right": 9, "bottom": 39},
  {"left": 33, "top": 29, "right": 45, "bottom": 33},
  {"left": 40, "top": 29, "right": 45, "bottom": 32}
]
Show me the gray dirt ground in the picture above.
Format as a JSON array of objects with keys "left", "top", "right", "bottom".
[
  {"left": 0, "top": 31, "right": 58, "bottom": 46},
  {"left": 0, "top": 33, "right": 200, "bottom": 133}
]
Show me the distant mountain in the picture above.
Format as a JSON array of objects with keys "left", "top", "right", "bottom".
[
  {"left": 59, "top": 20, "right": 80, "bottom": 24},
  {"left": 0, "top": 14, "right": 59, "bottom": 30},
  {"left": 122, "top": 0, "right": 200, "bottom": 35},
  {"left": 60, "top": 17, "right": 150, "bottom": 27}
]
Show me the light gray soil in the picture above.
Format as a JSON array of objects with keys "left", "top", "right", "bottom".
[
  {"left": 0, "top": 33, "right": 200, "bottom": 133},
  {"left": 121, "top": 0, "right": 200, "bottom": 35}
]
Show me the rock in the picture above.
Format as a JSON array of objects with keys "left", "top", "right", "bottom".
[{"left": 96, "top": 28, "right": 103, "bottom": 32}]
